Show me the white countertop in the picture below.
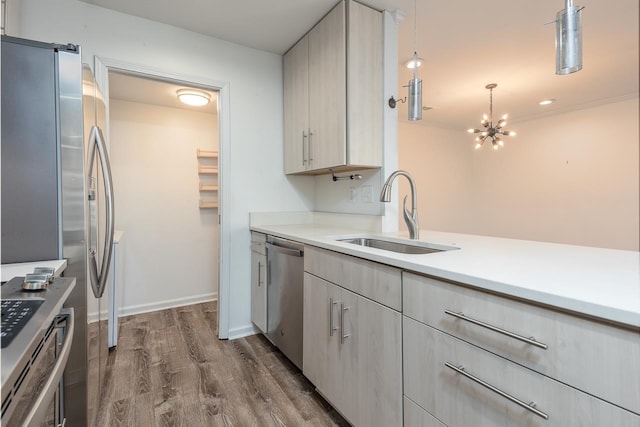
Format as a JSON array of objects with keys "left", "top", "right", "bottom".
[
  {"left": 1, "top": 259, "right": 68, "bottom": 283},
  {"left": 251, "top": 224, "right": 640, "bottom": 328}
]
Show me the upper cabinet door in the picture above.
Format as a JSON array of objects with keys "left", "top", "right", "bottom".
[
  {"left": 283, "top": 36, "right": 309, "bottom": 174},
  {"left": 308, "top": 1, "right": 347, "bottom": 171},
  {"left": 283, "top": 0, "right": 382, "bottom": 175},
  {"left": 347, "top": 1, "right": 383, "bottom": 167}
]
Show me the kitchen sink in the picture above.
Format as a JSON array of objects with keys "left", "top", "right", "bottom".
[{"left": 336, "top": 237, "right": 458, "bottom": 255}]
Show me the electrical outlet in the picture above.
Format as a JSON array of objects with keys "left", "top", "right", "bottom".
[{"left": 361, "top": 185, "right": 373, "bottom": 203}]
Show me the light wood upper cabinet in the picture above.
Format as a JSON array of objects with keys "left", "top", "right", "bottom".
[
  {"left": 308, "top": 1, "right": 346, "bottom": 171},
  {"left": 283, "top": 37, "right": 309, "bottom": 174},
  {"left": 283, "top": 0, "right": 383, "bottom": 175}
]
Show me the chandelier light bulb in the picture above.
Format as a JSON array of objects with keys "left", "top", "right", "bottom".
[
  {"left": 467, "top": 128, "right": 476, "bottom": 133},
  {"left": 475, "top": 143, "right": 482, "bottom": 150}
]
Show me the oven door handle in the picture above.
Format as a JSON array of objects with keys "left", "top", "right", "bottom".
[{"left": 21, "top": 308, "right": 75, "bottom": 427}]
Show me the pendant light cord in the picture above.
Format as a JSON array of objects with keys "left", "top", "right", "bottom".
[{"left": 413, "top": 0, "right": 418, "bottom": 79}]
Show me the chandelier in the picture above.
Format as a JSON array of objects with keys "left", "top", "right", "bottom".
[{"left": 467, "top": 83, "right": 516, "bottom": 150}]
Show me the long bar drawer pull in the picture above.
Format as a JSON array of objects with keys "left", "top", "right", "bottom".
[
  {"left": 445, "top": 362, "right": 549, "bottom": 420},
  {"left": 444, "top": 309, "right": 548, "bottom": 350}
]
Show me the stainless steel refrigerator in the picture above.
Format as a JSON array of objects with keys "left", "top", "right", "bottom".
[{"left": 1, "top": 35, "right": 115, "bottom": 426}]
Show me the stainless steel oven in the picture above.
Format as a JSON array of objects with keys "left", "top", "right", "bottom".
[{"left": 1, "top": 277, "right": 76, "bottom": 427}]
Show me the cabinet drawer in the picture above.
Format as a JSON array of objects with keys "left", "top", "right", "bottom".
[
  {"left": 403, "top": 272, "right": 640, "bottom": 414},
  {"left": 404, "top": 397, "right": 446, "bottom": 427},
  {"left": 403, "top": 317, "right": 640, "bottom": 427},
  {"left": 305, "top": 246, "right": 401, "bottom": 310}
]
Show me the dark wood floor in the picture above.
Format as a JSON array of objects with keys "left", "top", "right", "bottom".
[{"left": 96, "top": 302, "right": 349, "bottom": 427}]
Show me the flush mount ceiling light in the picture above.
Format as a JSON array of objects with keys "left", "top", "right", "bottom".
[
  {"left": 177, "top": 89, "right": 211, "bottom": 107},
  {"left": 539, "top": 98, "right": 556, "bottom": 105},
  {"left": 467, "top": 83, "right": 516, "bottom": 150},
  {"left": 554, "top": 0, "right": 584, "bottom": 75}
]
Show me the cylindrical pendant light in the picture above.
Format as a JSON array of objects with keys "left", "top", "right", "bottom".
[
  {"left": 407, "top": 0, "right": 422, "bottom": 121},
  {"left": 408, "top": 53, "right": 422, "bottom": 121},
  {"left": 555, "top": 0, "right": 583, "bottom": 75}
]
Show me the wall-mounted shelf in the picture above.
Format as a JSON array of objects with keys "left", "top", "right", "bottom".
[
  {"left": 197, "top": 147, "right": 218, "bottom": 210},
  {"left": 198, "top": 165, "right": 218, "bottom": 174},
  {"left": 197, "top": 149, "right": 219, "bottom": 158},
  {"left": 199, "top": 183, "right": 219, "bottom": 191},
  {"left": 199, "top": 200, "right": 218, "bottom": 209}
]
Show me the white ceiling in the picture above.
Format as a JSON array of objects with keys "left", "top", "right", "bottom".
[{"left": 85, "top": 0, "right": 639, "bottom": 129}]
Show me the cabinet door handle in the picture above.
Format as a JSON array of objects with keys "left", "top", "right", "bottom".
[
  {"left": 444, "top": 309, "right": 548, "bottom": 350},
  {"left": 257, "top": 262, "right": 262, "bottom": 287},
  {"left": 340, "top": 303, "right": 350, "bottom": 344},
  {"left": 445, "top": 362, "right": 549, "bottom": 420},
  {"left": 329, "top": 298, "right": 338, "bottom": 336},
  {"left": 308, "top": 131, "right": 314, "bottom": 162},
  {"left": 302, "top": 131, "right": 308, "bottom": 165}
]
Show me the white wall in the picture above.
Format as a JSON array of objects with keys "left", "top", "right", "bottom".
[
  {"left": 109, "top": 99, "right": 218, "bottom": 314},
  {"left": 15, "top": 0, "right": 315, "bottom": 337},
  {"left": 399, "top": 98, "right": 640, "bottom": 251},
  {"left": 398, "top": 124, "right": 475, "bottom": 234}
]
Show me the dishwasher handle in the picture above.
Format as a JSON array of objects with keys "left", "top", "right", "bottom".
[{"left": 266, "top": 242, "right": 304, "bottom": 257}]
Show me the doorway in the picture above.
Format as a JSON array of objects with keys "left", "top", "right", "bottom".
[{"left": 94, "top": 58, "right": 231, "bottom": 339}]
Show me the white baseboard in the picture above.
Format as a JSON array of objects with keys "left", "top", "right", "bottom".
[
  {"left": 117, "top": 292, "right": 218, "bottom": 317},
  {"left": 228, "top": 323, "right": 260, "bottom": 340},
  {"left": 87, "top": 309, "right": 108, "bottom": 324}
]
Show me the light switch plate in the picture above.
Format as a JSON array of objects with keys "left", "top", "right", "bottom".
[{"left": 361, "top": 185, "right": 373, "bottom": 203}]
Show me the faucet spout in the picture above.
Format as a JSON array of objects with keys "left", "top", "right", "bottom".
[{"left": 379, "top": 170, "right": 419, "bottom": 240}]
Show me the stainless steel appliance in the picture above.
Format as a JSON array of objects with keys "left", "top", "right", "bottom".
[
  {"left": 1, "top": 35, "right": 115, "bottom": 426},
  {"left": 265, "top": 236, "right": 304, "bottom": 369},
  {"left": 1, "top": 277, "right": 76, "bottom": 426}
]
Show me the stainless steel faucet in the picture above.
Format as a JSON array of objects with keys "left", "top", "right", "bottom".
[{"left": 380, "top": 170, "right": 419, "bottom": 240}]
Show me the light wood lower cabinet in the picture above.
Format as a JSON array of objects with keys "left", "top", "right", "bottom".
[
  {"left": 303, "top": 272, "right": 402, "bottom": 427},
  {"left": 305, "top": 246, "right": 402, "bottom": 311},
  {"left": 250, "top": 232, "right": 267, "bottom": 332},
  {"left": 404, "top": 397, "right": 446, "bottom": 427},
  {"left": 403, "top": 272, "right": 640, "bottom": 414},
  {"left": 403, "top": 317, "right": 640, "bottom": 427}
]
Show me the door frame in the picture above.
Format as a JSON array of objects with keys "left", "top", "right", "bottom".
[{"left": 93, "top": 56, "right": 232, "bottom": 338}]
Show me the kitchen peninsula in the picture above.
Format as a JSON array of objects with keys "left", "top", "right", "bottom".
[{"left": 251, "top": 215, "right": 640, "bottom": 426}]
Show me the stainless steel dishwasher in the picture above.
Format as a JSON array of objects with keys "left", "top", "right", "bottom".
[{"left": 266, "top": 236, "right": 304, "bottom": 369}]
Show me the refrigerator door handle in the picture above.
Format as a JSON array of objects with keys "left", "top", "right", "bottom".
[{"left": 87, "top": 125, "right": 115, "bottom": 298}]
